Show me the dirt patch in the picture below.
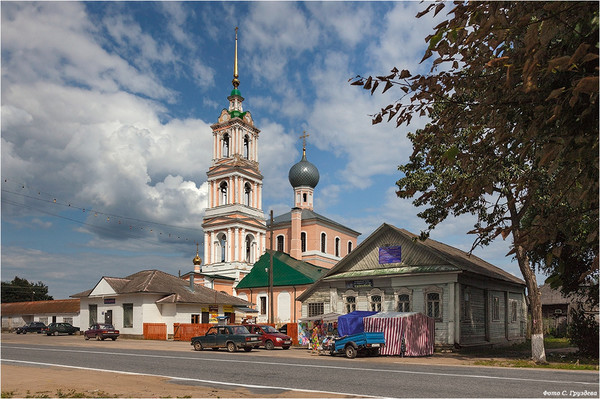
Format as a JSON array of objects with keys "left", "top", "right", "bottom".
[{"left": 1, "top": 364, "right": 353, "bottom": 398}]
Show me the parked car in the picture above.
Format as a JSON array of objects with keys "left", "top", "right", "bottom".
[
  {"left": 326, "top": 331, "right": 385, "bottom": 359},
  {"left": 84, "top": 323, "right": 120, "bottom": 341},
  {"left": 191, "top": 325, "right": 260, "bottom": 352},
  {"left": 46, "top": 322, "right": 80, "bottom": 336},
  {"left": 243, "top": 324, "right": 292, "bottom": 350},
  {"left": 15, "top": 321, "right": 47, "bottom": 334}
]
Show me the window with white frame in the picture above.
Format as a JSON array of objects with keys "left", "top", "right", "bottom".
[
  {"left": 370, "top": 295, "right": 382, "bottom": 312},
  {"left": 63, "top": 317, "right": 73, "bottom": 325},
  {"left": 345, "top": 296, "right": 356, "bottom": 313},
  {"left": 301, "top": 232, "right": 307, "bottom": 252},
  {"left": 397, "top": 294, "right": 410, "bottom": 312},
  {"left": 321, "top": 232, "right": 327, "bottom": 253},
  {"left": 308, "top": 302, "right": 324, "bottom": 317},
  {"left": 260, "top": 296, "right": 267, "bottom": 315},
  {"left": 348, "top": 241, "right": 353, "bottom": 254},
  {"left": 335, "top": 237, "right": 340, "bottom": 257},
  {"left": 277, "top": 235, "right": 284, "bottom": 252},
  {"left": 123, "top": 303, "right": 133, "bottom": 328},
  {"left": 425, "top": 289, "right": 442, "bottom": 320}
]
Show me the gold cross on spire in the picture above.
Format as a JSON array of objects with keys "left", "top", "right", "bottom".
[
  {"left": 300, "top": 131, "right": 309, "bottom": 156},
  {"left": 232, "top": 27, "right": 240, "bottom": 89}
]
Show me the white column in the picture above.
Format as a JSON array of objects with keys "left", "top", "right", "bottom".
[
  {"left": 234, "top": 228, "right": 239, "bottom": 262},
  {"left": 204, "top": 232, "right": 209, "bottom": 266},
  {"left": 228, "top": 176, "right": 233, "bottom": 204},
  {"left": 210, "top": 231, "right": 216, "bottom": 264},
  {"left": 227, "top": 228, "right": 232, "bottom": 262},
  {"left": 258, "top": 183, "right": 262, "bottom": 210}
]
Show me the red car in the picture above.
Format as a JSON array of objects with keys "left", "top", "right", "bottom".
[
  {"left": 84, "top": 323, "right": 120, "bottom": 341},
  {"left": 243, "top": 324, "right": 292, "bottom": 350}
]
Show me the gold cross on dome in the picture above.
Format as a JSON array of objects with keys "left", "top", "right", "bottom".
[{"left": 299, "top": 131, "right": 310, "bottom": 151}]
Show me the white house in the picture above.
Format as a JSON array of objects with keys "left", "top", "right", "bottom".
[
  {"left": 1, "top": 299, "right": 81, "bottom": 331},
  {"left": 71, "top": 269, "right": 253, "bottom": 337}
]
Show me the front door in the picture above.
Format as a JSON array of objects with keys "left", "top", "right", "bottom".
[{"left": 104, "top": 310, "right": 113, "bottom": 325}]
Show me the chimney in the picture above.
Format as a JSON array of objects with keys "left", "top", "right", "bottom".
[{"left": 189, "top": 274, "right": 195, "bottom": 291}]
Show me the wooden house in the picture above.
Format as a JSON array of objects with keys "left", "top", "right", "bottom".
[{"left": 297, "top": 223, "right": 527, "bottom": 348}]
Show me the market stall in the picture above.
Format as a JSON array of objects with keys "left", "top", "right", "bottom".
[
  {"left": 337, "top": 310, "right": 377, "bottom": 336},
  {"left": 363, "top": 312, "right": 435, "bottom": 356},
  {"left": 298, "top": 312, "right": 341, "bottom": 348}
]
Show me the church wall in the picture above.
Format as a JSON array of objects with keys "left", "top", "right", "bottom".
[{"left": 236, "top": 285, "right": 309, "bottom": 324}]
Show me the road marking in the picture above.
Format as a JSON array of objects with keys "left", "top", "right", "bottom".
[
  {"left": 2, "top": 359, "right": 382, "bottom": 398},
  {"left": 4, "top": 345, "right": 597, "bottom": 386}
]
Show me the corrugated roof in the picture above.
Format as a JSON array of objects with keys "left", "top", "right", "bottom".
[
  {"left": 1, "top": 299, "right": 80, "bottom": 316},
  {"left": 236, "top": 250, "right": 328, "bottom": 289},
  {"left": 73, "top": 270, "right": 250, "bottom": 306},
  {"left": 269, "top": 209, "right": 360, "bottom": 236}
]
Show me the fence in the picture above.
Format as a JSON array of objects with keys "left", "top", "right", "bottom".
[
  {"left": 143, "top": 323, "right": 167, "bottom": 340},
  {"left": 173, "top": 323, "right": 213, "bottom": 341}
]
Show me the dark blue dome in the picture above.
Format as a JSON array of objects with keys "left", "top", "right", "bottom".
[{"left": 288, "top": 153, "right": 320, "bottom": 188}]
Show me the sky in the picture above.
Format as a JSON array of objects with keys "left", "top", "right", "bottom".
[{"left": 1, "top": 1, "right": 539, "bottom": 300}]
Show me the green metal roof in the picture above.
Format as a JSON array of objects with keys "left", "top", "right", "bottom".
[
  {"left": 235, "top": 250, "right": 328, "bottom": 289},
  {"left": 230, "top": 88, "right": 241, "bottom": 96},
  {"left": 229, "top": 110, "right": 247, "bottom": 119}
]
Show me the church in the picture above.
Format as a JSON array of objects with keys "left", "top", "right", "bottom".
[{"left": 195, "top": 30, "right": 360, "bottom": 322}]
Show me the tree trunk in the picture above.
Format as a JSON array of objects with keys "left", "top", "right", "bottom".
[{"left": 515, "top": 244, "right": 547, "bottom": 363}]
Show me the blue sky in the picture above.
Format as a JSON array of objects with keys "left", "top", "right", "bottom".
[{"left": 2, "top": 1, "right": 533, "bottom": 299}]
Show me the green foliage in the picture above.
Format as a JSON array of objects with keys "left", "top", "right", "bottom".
[
  {"left": 568, "top": 306, "right": 600, "bottom": 358},
  {"left": 1, "top": 276, "right": 53, "bottom": 302}
]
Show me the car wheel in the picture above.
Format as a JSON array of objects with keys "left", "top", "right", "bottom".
[
  {"left": 345, "top": 345, "right": 357, "bottom": 359},
  {"left": 111, "top": 337, "right": 117, "bottom": 341},
  {"left": 193, "top": 341, "right": 203, "bottom": 351},
  {"left": 244, "top": 347, "right": 252, "bottom": 352},
  {"left": 96, "top": 335, "right": 101, "bottom": 341},
  {"left": 54, "top": 331, "right": 59, "bottom": 336},
  {"left": 282, "top": 346, "right": 290, "bottom": 350},
  {"left": 84, "top": 335, "right": 89, "bottom": 340},
  {"left": 226, "top": 342, "right": 237, "bottom": 353},
  {"left": 265, "top": 340, "right": 275, "bottom": 350}
]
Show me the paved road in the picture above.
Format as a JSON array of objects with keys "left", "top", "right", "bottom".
[{"left": 2, "top": 340, "right": 597, "bottom": 398}]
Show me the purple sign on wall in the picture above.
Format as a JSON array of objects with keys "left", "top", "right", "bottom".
[{"left": 379, "top": 246, "right": 402, "bottom": 264}]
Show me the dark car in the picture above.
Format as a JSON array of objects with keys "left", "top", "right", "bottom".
[
  {"left": 15, "top": 321, "right": 47, "bottom": 334},
  {"left": 84, "top": 323, "right": 120, "bottom": 341},
  {"left": 244, "top": 324, "right": 292, "bottom": 350},
  {"left": 191, "top": 325, "right": 260, "bottom": 352},
  {"left": 46, "top": 322, "right": 80, "bottom": 336}
]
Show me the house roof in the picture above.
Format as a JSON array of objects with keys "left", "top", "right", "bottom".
[
  {"left": 298, "top": 223, "right": 524, "bottom": 301},
  {"left": 539, "top": 284, "right": 580, "bottom": 305},
  {"left": 71, "top": 269, "right": 251, "bottom": 306},
  {"left": 235, "top": 250, "right": 328, "bottom": 289},
  {"left": 1, "top": 299, "right": 80, "bottom": 316},
  {"left": 268, "top": 209, "right": 360, "bottom": 236}
]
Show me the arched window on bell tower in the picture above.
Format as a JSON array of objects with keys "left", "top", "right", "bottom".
[
  {"left": 244, "top": 183, "right": 252, "bottom": 207},
  {"left": 243, "top": 135, "right": 249, "bottom": 159},
  {"left": 216, "top": 233, "right": 227, "bottom": 262},
  {"left": 220, "top": 181, "right": 228, "bottom": 205},
  {"left": 222, "top": 133, "right": 230, "bottom": 157}
]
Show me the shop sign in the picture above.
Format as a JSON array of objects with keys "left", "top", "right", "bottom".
[
  {"left": 223, "top": 305, "right": 233, "bottom": 313},
  {"left": 346, "top": 279, "right": 373, "bottom": 288},
  {"left": 379, "top": 245, "right": 402, "bottom": 264},
  {"left": 103, "top": 298, "right": 116, "bottom": 304}
]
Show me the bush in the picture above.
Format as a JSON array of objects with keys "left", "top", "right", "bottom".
[{"left": 568, "top": 306, "right": 599, "bottom": 358}]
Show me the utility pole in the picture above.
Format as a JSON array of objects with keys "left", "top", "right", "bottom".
[{"left": 269, "top": 210, "right": 274, "bottom": 324}]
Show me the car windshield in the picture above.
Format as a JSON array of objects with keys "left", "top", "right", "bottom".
[
  {"left": 261, "top": 326, "right": 279, "bottom": 333},
  {"left": 231, "top": 326, "right": 250, "bottom": 334}
]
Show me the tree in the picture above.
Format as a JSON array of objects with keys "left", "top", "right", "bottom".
[
  {"left": 350, "top": 2, "right": 598, "bottom": 363},
  {"left": 1, "top": 276, "right": 53, "bottom": 302}
]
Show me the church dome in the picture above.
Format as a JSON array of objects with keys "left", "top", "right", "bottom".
[{"left": 288, "top": 152, "right": 320, "bottom": 188}]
